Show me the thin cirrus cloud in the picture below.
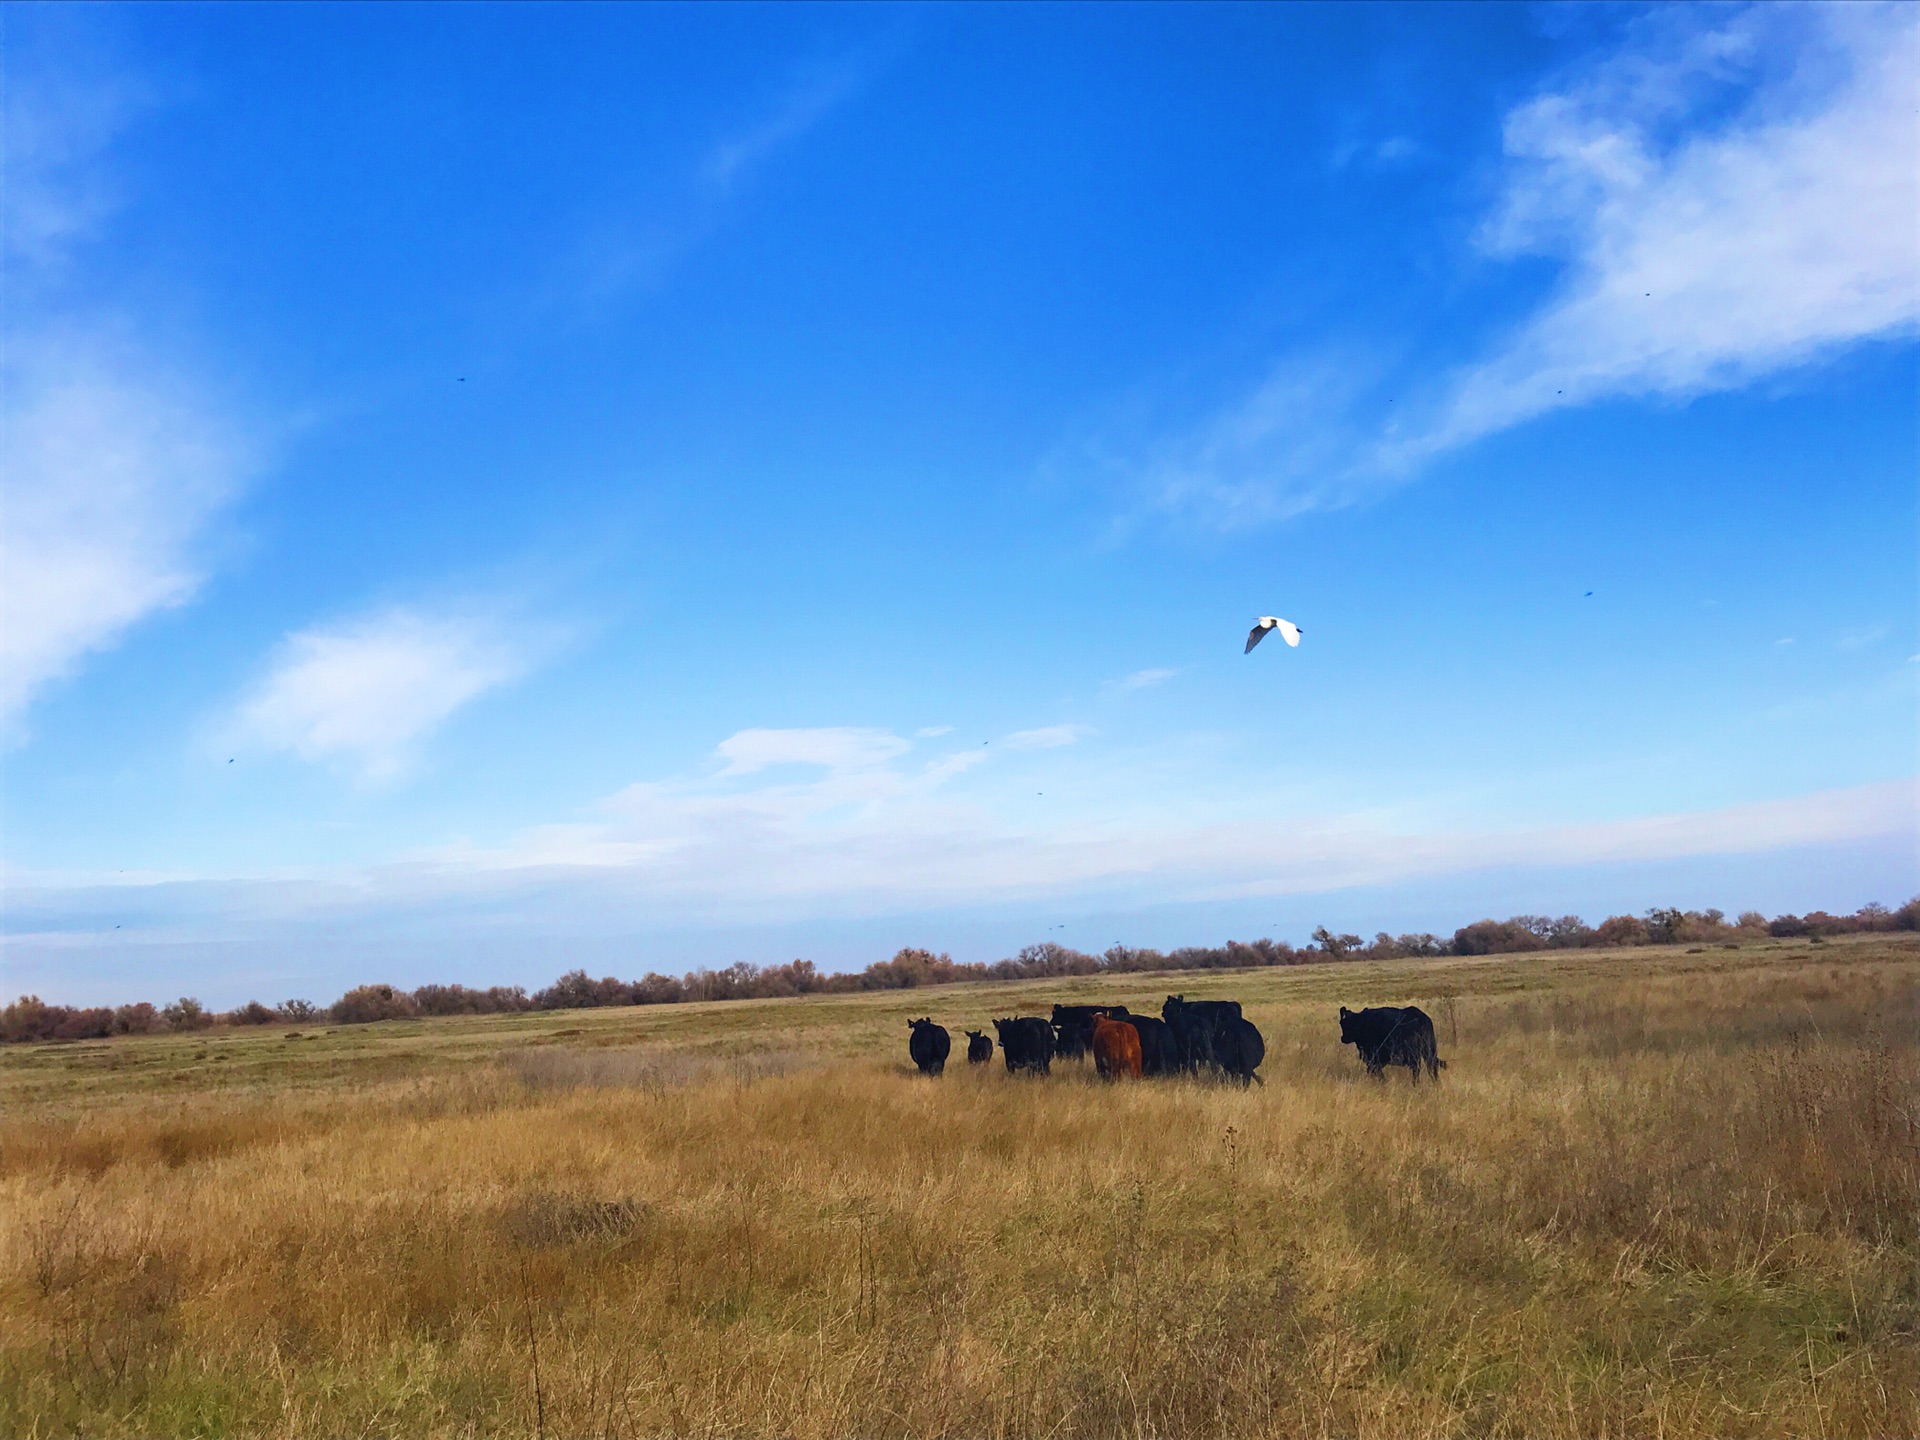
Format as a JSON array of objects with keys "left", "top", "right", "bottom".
[
  {"left": 714, "top": 726, "right": 911, "bottom": 778},
  {"left": 1, "top": 60, "right": 253, "bottom": 733},
  {"left": 1146, "top": 3, "right": 1919, "bottom": 525},
  {"left": 411, "top": 730, "right": 1912, "bottom": 922},
  {"left": 704, "top": 61, "right": 863, "bottom": 191},
  {"left": 1003, "top": 724, "right": 1093, "bottom": 750},
  {"left": 9, "top": 731, "right": 1909, "bottom": 951},
  {"left": 1112, "top": 667, "right": 1179, "bottom": 692},
  {"left": 232, "top": 608, "right": 529, "bottom": 781}
]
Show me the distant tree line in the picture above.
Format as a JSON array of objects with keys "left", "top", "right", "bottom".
[{"left": 5, "top": 897, "right": 1916, "bottom": 1043}]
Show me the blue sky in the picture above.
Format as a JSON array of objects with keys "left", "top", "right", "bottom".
[{"left": 4, "top": 2, "right": 1916, "bottom": 1006}]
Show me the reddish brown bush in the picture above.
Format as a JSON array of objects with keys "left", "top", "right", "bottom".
[
  {"left": 113, "top": 1002, "right": 160, "bottom": 1035},
  {"left": 1597, "top": 914, "right": 1652, "bottom": 946},
  {"left": 329, "top": 984, "right": 419, "bottom": 1025}
]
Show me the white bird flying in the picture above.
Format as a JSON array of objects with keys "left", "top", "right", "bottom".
[{"left": 1245, "top": 616, "right": 1302, "bottom": 652}]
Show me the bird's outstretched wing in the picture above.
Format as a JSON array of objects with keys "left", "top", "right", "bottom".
[
  {"left": 1245, "top": 622, "right": 1271, "bottom": 653},
  {"left": 1273, "top": 619, "right": 1301, "bottom": 648}
]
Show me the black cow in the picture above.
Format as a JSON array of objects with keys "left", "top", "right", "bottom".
[
  {"left": 907, "top": 1017, "right": 951, "bottom": 1076},
  {"left": 965, "top": 1029, "right": 994, "bottom": 1065},
  {"left": 1213, "top": 1015, "right": 1266, "bottom": 1086},
  {"left": 1050, "top": 1004, "right": 1130, "bottom": 1060},
  {"left": 1124, "top": 1014, "right": 1177, "bottom": 1076},
  {"left": 1162, "top": 995, "right": 1243, "bottom": 1073},
  {"left": 1338, "top": 1005, "right": 1443, "bottom": 1082},
  {"left": 993, "top": 1016, "right": 1056, "bottom": 1075}
]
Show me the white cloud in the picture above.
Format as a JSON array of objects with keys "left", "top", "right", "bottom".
[
  {"left": 0, "top": 55, "right": 254, "bottom": 733},
  {"left": 915, "top": 725, "right": 955, "bottom": 738},
  {"left": 1004, "top": 724, "right": 1092, "bottom": 750},
  {"left": 233, "top": 608, "right": 526, "bottom": 780},
  {"left": 1425, "top": 3, "right": 1919, "bottom": 452},
  {"left": 1836, "top": 623, "right": 1889, "bottom": 651},
  {"left": 8, "top": 711, "right": 1911, "bottom": 950},
  {"left": 714, "top": 726, "right": 911, "bottom": 777},
  {"left": 1112, "top": 667, "right": 1178, "bottom": 692},
  {"left": 1, "top": 348, "right": 248, "bottom": 728},
  {"left": 1136, "top": 4, "right": 1919, "bottom": 526},
  {"left": 411, "top": 762, "right": 1918, "bottom": 923}
]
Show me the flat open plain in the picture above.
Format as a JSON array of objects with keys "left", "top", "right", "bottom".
[{"left": 3, "top": 935, "right": 1915, "bottom": 1438}]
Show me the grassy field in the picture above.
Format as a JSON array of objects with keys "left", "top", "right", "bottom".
[{"left": 2, "top": 935, "right": 1915, "bottom": 1438}]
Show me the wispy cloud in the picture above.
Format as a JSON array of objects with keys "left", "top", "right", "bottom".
[
  {"left": 1111, "top": 667, "right": 1178, "bottom": 693},
  {"left": 2, "top": 345, "right": 249, "bottom": 730},
  {"left": 232, "top": 608, "right": 529, "bottom": 781},
  {"left": 1, "top": 54, "right": 253, "bottom": 732},
  {"left": 1135, "top": 3, "right": 1918, "bottom": 526},
  {"left": 1421, "top": 2, "right": 1919, "bottom": 455},
  {"left": 7, "top": 700, "right": 1910, "bottom": 960},
  {"left": 1004, "top": 724, "right": 1092, "bottom": 751},
  {"left": 1835, "top": 623, "right": 1890, "bottom": 652},
  {"left": 23, "top": 753, "right": 1904, "bottom": 941},
  {"left": 714, "top": 726, "right": 910, "bottom": 777},
  {"left": 403, "top": 774, "right": 1920, "bottom": 916},
  {"left": 705, "top": 62, "right": 861, "bottom": 191},
  {"left": 559, "top": 53, "right": 869, "bottom": 308}
]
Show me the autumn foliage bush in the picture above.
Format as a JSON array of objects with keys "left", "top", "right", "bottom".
[{"left": 6, "top": 898, "right": 1916, "bottom": 1041}]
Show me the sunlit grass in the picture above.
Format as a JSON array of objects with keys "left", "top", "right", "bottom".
[{"left": 2, "top": 936, "right": 1914, "bottom": 1437}]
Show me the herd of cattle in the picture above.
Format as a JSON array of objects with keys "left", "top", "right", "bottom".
[{"left": 904, "top": 997, "right": 1446, "bottom": 1086}]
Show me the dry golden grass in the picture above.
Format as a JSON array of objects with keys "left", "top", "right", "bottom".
[{"left": 2, "top": 936, "right": 1916, "bottom": 1438}]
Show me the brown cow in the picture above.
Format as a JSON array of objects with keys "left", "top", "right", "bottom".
[{"left": 1092, "top": 1015, "right": 1142, "bottom": 1080}]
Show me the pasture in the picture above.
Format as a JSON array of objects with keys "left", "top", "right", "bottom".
[{"left": 2, "top": 936, "right": 1915, "bottom": 1438}]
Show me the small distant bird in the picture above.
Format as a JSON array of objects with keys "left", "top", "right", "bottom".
[
  {"left": 1584, "top": 591, "right": 1593, "bottom": 597},
  {"left": 457, "top": 377, "right": 466, "bottom": 382},
  {"left": 228, "top": 757, "right": 235, "bottom": 763},
  {"left": 1245, "top": 616, "right": 1302, "bottom": 653}
]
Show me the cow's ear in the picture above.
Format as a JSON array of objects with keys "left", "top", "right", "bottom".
[{"left": 1339, "top": 1006, "right": 1350, "bottom": 1017}]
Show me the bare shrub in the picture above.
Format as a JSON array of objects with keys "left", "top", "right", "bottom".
[
  {"left": 329, "top": 984, "right": 418, "bottom": 1025},
  {"left": 112, "top": 1003, "right": 160, "bottom": 1035},
  {"left": 161, "top": 997, "right": 211, "bottom": 1031},
  {"left": 51, "top": 1008, "right": 114, "bottom": 1041},
  {"left": 1596, "top": 913, "right": 1651, "bottom": 945},
  {"left": 1451, "top": 918, "right": 1545, "bottom": 955}
]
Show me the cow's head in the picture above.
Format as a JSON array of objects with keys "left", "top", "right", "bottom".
[
  {"left": 908, "top": 1017, "right": 934, "bottom": 1032},
  {"left": 965, "top": 1029, "right": 984, "bottom": 1041},
  {"left": 1338, "top": 1006, "right": 1357, "bottom": 1044}
]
